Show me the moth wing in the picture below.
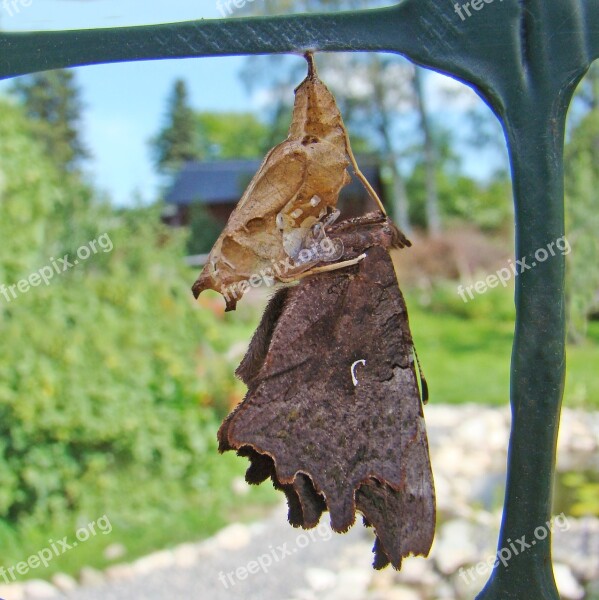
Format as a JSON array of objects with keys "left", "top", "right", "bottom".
[
  {"left": 235, "top": 286, "right": 291, "bottom": 389},
  {"left": 220, "top": 246, "right": 435, "bottom": 570}
]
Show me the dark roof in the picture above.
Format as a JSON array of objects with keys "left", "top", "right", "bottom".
[{"left": 164, "top": 158, "right": 381, "bottom": 206}]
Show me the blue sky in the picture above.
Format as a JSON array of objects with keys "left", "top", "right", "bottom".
[
  {"left": 0, "top": 1, "right": 259, "bottom": 204},
  {"left": 0, "top": 1, "right": 507, "bottom": 205}
]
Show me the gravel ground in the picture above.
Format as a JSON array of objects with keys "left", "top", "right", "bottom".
[
  {"left": 2, "top": 405, "right": 597, "bottom": 600},
  {"left": 65, "top": 504, "right": 373, "bottom": 600}
]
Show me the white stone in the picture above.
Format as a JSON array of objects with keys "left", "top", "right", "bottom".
[
  {"left": 397, "top": 557, "right": 429, "bottom": 584},
  {"left": 432, "top": 580, "right": 458, "bottom": 598},
  {"left": 396, "top": 557, "right": 440, "bottom": 588},
  {"left": 173, "top": 543, "right": 199, "bottom": 568},
  {"left": 431, "top": 474, "right": 454, "bottom": 513},
  {"left": 558, "top": 413, "right": 595, "bottom": 452},
  {"left": 0, "top": 583, "right": 25, "bottom": 600},
  {"left": 78, "top": 567, "right": 104, "bottom": 587},
  {"left": 449, "top": 475, "right": 472, "bottom": 497},
  {"left": 248, "top": 521, "right": 268, "bottom": 536},
  {"left": 570, "top": 434, "right": 597, "bottom": 453},
  {"left": 23, "top": 579, "right": 60, "bottom": 599},
  {"left": 231, "top": 476, "right": 251, "bottom": 496},
  {"left": 337, "top": 541, "right": 375, "bottom": 569},
  {"left": 329, "top": 568, "right": 372, "bottom": 599},
  {"left": 453, "top": 564, "right": 488, "bottom": 597},
  {"left": 375, "top": 585, "right": 423, "bottom": 600},
  {"left": 554, "top": 563, "right": 585, "bottom": 600},
  {"left": 196, "top": 538, "right": 219, "bottom": 555},
  {"left": 132, "top": 550, "right": 175, "bottom": 574},
  {"left": 426, "top": 406, "right": 464, "bottom": 430},
  {"left": 103, "top": 543, "right": 126, "bottom": 561},
  {"left": 104, "top": 564, "right": 136, "bottom": 582},
  {"left": 432, "top": 446, "right": 467, "bottom": 477},
  {"left": 305, "top": 567, "right": 337, "bottom": 592},
  {"left": 51, "top": 573, "right": 77, "bottom": 593},
  {"left": 432, "top": 519, "right": 480, "bottom": 574},
  {"left": 370, "top": 567, "right": 396, "bottom": 590},
  {"left": 214, "top": 523, "right": 251, "bottom": 550},
  {"left": 455, "top": 413, "right": 500, "bottom": 450}
]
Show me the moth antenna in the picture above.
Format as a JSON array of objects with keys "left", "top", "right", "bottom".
[
  {"left": 279, "top": 253, "right": 366, "bottom": 282},
  {"left": 413, "top": 346, "right": 429, "bottom": 404},
  {"left": 304, "top": 51, "right": 317, "bottom": 79}
]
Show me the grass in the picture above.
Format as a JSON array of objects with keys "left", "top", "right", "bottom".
[{"left": 405, "top": 287, "right": 599, "bottom": 409}]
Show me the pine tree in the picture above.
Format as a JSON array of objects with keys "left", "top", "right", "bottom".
[
  {"left": 11, "top": 69, "right": 88, "bottom": 173},
  {"left": 151, "top": 79, "right": 200, "bottom": 174}
]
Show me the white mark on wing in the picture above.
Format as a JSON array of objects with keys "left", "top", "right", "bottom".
[{"left": 351, "top": 359, "right": 367, "bottom": 386}]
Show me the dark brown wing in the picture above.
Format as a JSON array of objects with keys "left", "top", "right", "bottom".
[{"left": 218, "top": 244, "right": 435, "bottom": 570}]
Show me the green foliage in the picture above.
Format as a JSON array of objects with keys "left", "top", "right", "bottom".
[
  {"left": 0, "top": 98, "right": 275, "bottom": 571},
  {"left": 405, "top": 291, "right": 599, "bottom": 409},
  {"left": 556, "top": 472, "right": 599, "bottom": 517},
  {"left": 407, "top": 166, "right": 513, "bottom": 231},
  {"left": 10, "top": 69, "right": 88, "bottom": 173},
  {"left": 195, "top": 111, "right": 269, "bottom": 159},
  {"left": 150, "top": 79, "right": 201, "bottom": 173},
  {"left": 414, "top": 278, "right": 516, "bottom": 322},
  {"left": 186, "top": 204, "right": 223, "bottom": 256},
  {"left": 564, "top": 108, "right": 599, "bottom": 343},
  {"left": 151, "top": 82, "right": 270, "bottom": 175}
]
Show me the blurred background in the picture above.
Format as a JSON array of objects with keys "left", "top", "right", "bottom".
[{"left": 0, "top": 1, "right": 597, "bottom": 599}]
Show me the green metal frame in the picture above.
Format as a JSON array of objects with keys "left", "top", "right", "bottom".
[{"left": 1, "top": 3, "right": 597, "bottom": 598}]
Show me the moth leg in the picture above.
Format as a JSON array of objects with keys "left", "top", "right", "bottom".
[
  {"left": 279, "top": 253, "right": 367, "bottom": 282},
  {"left": 343, "top": 129, "right": 387, "bottom": 215}
]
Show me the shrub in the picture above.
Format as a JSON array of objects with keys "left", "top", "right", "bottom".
[{"left": 0, "top": 100, "right": 250, "bottom": 535}]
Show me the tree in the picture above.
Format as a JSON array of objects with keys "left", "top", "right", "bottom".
[
  {"left": 195, "top": 112, "right": 269, "bottom": 159},
  {"left": 151, "top": 79, "right": 200, "bottom": 174},
  {"left": 11, "top": 69, "right": 88, "bottom": 173},
  {"left": 413, "top": 66, "right": 442, "bottom": 234}
]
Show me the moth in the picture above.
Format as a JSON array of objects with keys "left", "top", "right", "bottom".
[
  {"left": 192, "top": 53, "right": 386, "bottom": 311},
  {"left": 218, "top": 213, "right": 435, "bottom": 570}
]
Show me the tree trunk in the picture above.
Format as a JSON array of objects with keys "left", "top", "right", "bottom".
[{"left": 413, "top": 66, "right": 441, "bottom": 235}]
